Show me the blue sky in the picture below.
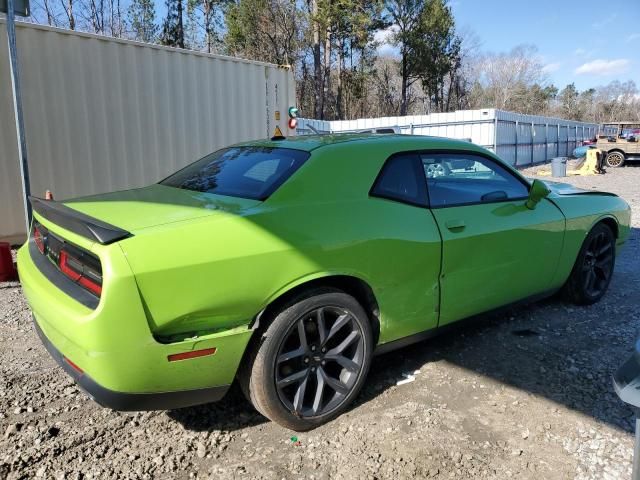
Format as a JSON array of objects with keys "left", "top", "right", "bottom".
[
  {"left": 152, "top": 0, "right": 638, "bottom": 92},
  {"left": 449, "top": 0, "right": 640, "bottom": 91}
]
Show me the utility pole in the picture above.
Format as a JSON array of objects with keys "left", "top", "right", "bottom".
[{"left": 3, "top": 0, "right": 32, "bottom": 230}]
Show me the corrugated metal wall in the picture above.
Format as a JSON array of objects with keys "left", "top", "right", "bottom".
[
  {"left": 298, "top": 109, "right": 610, "bottom": 167},
  {"left": 0, "top": 22, "right": 23, "bottom": 244},
  {"left": 0, "top": 20, "right": 296, "bottom": 242}
]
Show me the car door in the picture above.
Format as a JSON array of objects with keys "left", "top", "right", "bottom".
[
  {"left": 421, "top": 151, "right": 565, "bottom": 327},
  {"left": 368, "top": 153, "right": 442, "bottom": 342}
]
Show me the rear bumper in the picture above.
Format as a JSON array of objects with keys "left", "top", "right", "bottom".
[
  {"left": 34, "top": 316, "right": 230, "bottom": 410},
  {"left": 18, "top": 225, "right": 253, "bottom": 409}
]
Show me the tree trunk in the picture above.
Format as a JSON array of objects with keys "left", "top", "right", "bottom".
[
  {"left": 177, "top": 0, "right": 184, "bottom": 48},
  {"left": 90, "top": 0, "right": 97, "bottom": 32},
  {"left": 115, "top": 0, "right": 121, "bottom": 37},
  {"left": 69, "top": 0, "right": 75, "bottom": 29},
  {"left": 323, "top": 26, "right": 331, "bottom": 119},
  {"left": 204, "top": 1, "right": 213, "bottom": 53},
  {"left": 44, "top": 0, "right": 54, "bottom": 25},
  {"left": 360, "top": 46, "right": 366, "bottom": 118},
  {"left": 299, "top": 60, "right": 307, "bottom": 114},
  {"left": 109, "top": 0, "right": 114, "bottom": 35},
  {"left": 311, "top": 0, "right": 322, "bottom": 119},
  {"left": 336, "top": 39, "right": 344, "bottom": 120},
  {"left": 400, "top": 49, "right": 408, "bottom": 116},
  {"left": 445, "top": 71, "right": 454, "bottom": 112},
  {"left": 98, "top": 0, "right": 104, "bottom": 33}
]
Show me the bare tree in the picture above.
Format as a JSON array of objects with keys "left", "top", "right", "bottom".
[
  {"left": 199, "top": 0, "right": 221, "bottom": 53},
  {"left": 60, "top": 0, "right": 76, "bottom": 29},
  {"left": 469, "top": 45, "right": 549, "bottom": 112},
  {"left": 372, "top": 55, "right": 403, "bottom": 116},
  {"left": 31, "top": 0, "right": 62, "bottom": 25},
  {"left": 74, "top": 0, "right": 107, "bottom": 34}
]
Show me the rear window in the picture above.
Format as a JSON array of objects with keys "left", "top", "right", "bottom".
[{"left": 160, "top": 146, "right": 310, "bottom": 200}]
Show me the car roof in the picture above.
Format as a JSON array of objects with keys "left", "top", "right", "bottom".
[{"left": 234, "top": 133, "right": 482, "bottom": 153}]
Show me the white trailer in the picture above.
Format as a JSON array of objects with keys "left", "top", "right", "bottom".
[{"left": 0, "top": 20, "right": 296, "bottom": 242}]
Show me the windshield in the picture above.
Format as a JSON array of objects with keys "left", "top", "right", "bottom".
[{"left": 160, "top": 146, "right": 310, "bottom": 200}]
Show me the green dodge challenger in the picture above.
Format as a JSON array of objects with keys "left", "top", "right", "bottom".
[{"left": 18, "top": 134, "right": 631, "bottom": 430}]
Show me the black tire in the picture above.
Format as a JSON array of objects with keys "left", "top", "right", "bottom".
[
  {"left": 239, "top": 289, "right": 373, "bottom": 431},
  {"left": 605, "top": 151, "right": 625, "bottom": 168},
  {"left": 563, "top": 223, "right": 616, "bottom": 305}
]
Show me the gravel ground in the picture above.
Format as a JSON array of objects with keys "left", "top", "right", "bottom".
[{"left": 1, "top": 165, "right": 639, "bottom": 480}]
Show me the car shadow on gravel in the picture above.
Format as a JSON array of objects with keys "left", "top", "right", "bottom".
[
  {"left": 359, "top": 230, "right": 640, "bottom": 435},
  {"left": 356, "top": 303, "right": 635, "bottom": 434},
  {"left": 171, "top": 292, "right": 635, "bottom": 435},
  {"left": 166, "top": 385, "right": 267, "bottom": 432},
  {"left": 172, "top": 227, "right": 639, "bottom": 434}
]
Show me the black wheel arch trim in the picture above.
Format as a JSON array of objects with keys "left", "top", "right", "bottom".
[{"left": 249, "top": 274, "right": 381, "bottom": 344}]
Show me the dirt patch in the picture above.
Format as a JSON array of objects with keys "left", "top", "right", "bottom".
[{"left": 1, "top": 166, "right": 639, "bottom": 479}]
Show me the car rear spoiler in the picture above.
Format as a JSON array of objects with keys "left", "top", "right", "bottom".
[{"left": 29, "top": 196, "right": 132, "bottom": 245}]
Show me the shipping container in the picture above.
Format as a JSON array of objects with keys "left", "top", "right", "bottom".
[
  {"left": 0, "top": 20, "right": 296, "bottom": 242},
  {"left": 298, "top": 110, "right": 616, "bottom": 166}
]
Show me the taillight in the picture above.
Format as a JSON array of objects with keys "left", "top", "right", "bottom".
[
  {"left": 33, "top": 226, "right": 45, "bottom": 254},
  {"left": 59, "top": 249, "right": 103, "bottom": 296}
]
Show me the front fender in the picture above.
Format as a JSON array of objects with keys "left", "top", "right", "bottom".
[{"left": 548, "top": 193, "right": 631, "bottom": 287}]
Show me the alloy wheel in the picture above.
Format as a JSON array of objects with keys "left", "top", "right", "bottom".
[
  {"left": 581, "top": 231, "right": 614, "bottom": 297},
  {"left": 426, "top": 163, "right": 447, "bottom": 178},
  {"left": 606, "top": 152, "right": 624, "bottom": 167},
  {"left": 274, "top": 306, "right": 365, "bottom": 418}
]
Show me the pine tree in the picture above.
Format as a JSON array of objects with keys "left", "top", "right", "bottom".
[
  {"left": 128, "top": 0, "right": 158, "bottom": 43},
  {"left": 412, "top": 0, "right": 460, "bottom": 112},
  {"left": 160, "top": 0, "right": 185, "bottom": 48},
  {"left": 386, "top": 0, "right": 424, "bottom": 115},
  {"left": 558, "top": 83, "right": 582, "bottom": 120},
  {"left": 387, "top": 0, "right": 460, "bottom": 114},
  {"left": 224, "top": 0, "right": 301, "bottom": 64}
]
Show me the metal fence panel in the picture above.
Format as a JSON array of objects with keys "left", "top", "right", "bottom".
[
  {"left": 299, "top": 109, "right": 602, "bottom": 167},
  {"left": 533, "top": 124, "right": 547, "bottom": 164},
  {"left": 559, "top": 126, "right": 569, "bottom": 156},
  {"left": 0, "top": 20, "right": 296, "bottom": 241}
]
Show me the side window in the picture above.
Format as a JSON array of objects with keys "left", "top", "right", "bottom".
[
  {"left": 421, "top": 153, "right": 528, "bottom": 208},
  {"left": 371, "top": 154, "right": 428, "bottom": 207}
]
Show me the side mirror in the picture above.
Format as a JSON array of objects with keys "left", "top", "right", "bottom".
[{"left": 526, "top": 179, "right": 551, "bottom": 210}]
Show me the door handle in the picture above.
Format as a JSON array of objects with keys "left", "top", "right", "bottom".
[{"left": 445, "top": 219, "right": 466, "bottom": 231}]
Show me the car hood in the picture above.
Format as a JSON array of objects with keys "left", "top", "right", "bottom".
[
  {"left": 63, "top": 184, "right": 261, "bottom": 232},
  {"left": 534, "top": 179, "right": 618, "bottom": 198}
]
